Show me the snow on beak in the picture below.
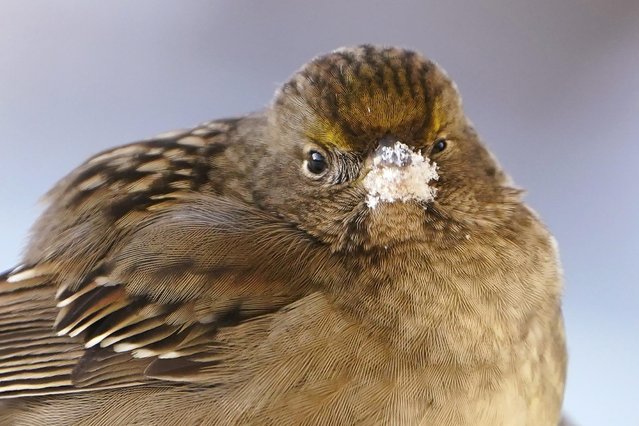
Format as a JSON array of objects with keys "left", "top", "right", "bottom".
[{"left": 363, "top": 139, "right": 439, "bottom": 209}]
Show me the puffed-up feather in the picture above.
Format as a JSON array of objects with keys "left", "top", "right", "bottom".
[{"left": 0, "top": 45, "right": 566, "bottom": 425}]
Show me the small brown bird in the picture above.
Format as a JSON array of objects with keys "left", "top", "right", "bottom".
[{"left": 0, "top": 45, "right": 566, "bottom": 425}]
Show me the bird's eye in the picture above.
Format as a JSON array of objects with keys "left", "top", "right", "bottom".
[
  {"left": 431, "top": 138, "right": 447, "bottom": 155},
  {"left": 306, "top": 150, "right": 328, "bottom": 175}
]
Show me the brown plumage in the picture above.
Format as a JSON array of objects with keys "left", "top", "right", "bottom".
[{"left": 0, "top": 45, "right": 566, "bottom": 425}]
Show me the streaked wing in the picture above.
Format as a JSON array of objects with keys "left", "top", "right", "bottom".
[{"left": 0, "top": 118, "right": 321, "bottom": 398}]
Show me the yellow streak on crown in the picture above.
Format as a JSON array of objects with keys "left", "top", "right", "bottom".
[
  {"left": 428, "top": 96, "right": 445, "bottom": 140},
  {"left": 305, "top": 117, "right": 350, "bottom": 150}
]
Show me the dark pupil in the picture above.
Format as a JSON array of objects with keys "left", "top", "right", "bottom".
[
  {"left": 307, "top": 151, "right": 327, "bottom": 174},
  {"left": 432, "top": 139, "right": 447, "bottom": 154}
]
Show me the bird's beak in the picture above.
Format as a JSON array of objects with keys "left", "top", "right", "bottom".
[
  {"left": 373, "top": 136, "right": 414, "bottom": 167},
  {"left": 362, "top": 138, "right": 439, "bottom": 209}
]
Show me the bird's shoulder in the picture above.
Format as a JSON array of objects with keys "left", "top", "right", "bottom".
[{"left": 43, "top": 117, "right": 245, "bottom": 219}]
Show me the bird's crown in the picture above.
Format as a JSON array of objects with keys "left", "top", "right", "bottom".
[{"left": 273, "top": 45, "right": 463, "bottom": 152}]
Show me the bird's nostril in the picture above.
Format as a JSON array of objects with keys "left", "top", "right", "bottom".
[{"left": 377, "top": 135, "right": 397, "bottom": 149}]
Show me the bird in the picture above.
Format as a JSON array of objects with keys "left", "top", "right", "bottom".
[{"left": 0, "top": 45, "right": 566, "bottom": 425}]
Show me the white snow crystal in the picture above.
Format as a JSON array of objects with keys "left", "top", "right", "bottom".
[{"left": 363, "top": 141, "right": 439, "bottom": 208}]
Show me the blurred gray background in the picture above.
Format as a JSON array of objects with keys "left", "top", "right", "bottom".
[{"left": 1, "top": 1, "right": 637, "bottom": 424}]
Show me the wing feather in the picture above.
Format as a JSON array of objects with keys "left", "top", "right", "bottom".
[{"left": 0, "top": 118, "right": 329, "bottom": 398}]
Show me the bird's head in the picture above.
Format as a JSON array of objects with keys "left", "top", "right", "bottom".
[{"left": 254, "top": 45, "right": 519, "bottom": 252}]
